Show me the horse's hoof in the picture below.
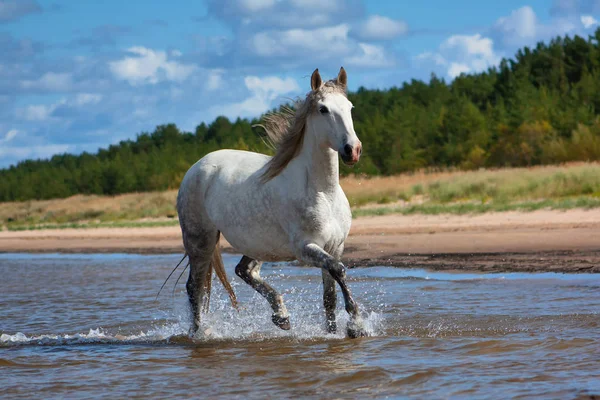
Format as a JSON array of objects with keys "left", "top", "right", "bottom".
[
  {"left": 188, "top": 325, "right": 199, "bottom": 338},
  {"left": 326, "top": 320, "right": 337, "bottom": 334},
  {"left": 346, "top": 320, "right": 368, "bottom": 338},
  {"left": 272, "top": 314, "right": 291, "bottom": 330},
  {"left": 346, "top": 326, "right": 368, "bottom": 338}
]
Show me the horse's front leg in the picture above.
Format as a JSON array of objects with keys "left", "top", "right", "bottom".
[
  {"left": 299, "top": 243, "right": 367, "bottom": 338},
  {"left": 322, "top": 269, "right": 337, "bottom": 334}
]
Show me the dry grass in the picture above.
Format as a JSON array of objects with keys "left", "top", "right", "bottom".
[
  {"left": 342, "top": 170, "right": 463, "bottom": 207},
  {"left": 1, "top": 162, "right": 599, "bottom": 230},
  {"left": 0, "top": 191, "right": 178, "bottom": 229},
  {"left": 343, "top": 162, "right": 600, "bottom": 207}
]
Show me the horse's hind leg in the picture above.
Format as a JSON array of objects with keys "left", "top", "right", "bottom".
[
  {"left": 186, "top": 255, "right": 212, "bottom": 335},
  {"left": 183, "top": 231, "right": 218, "bottom": 335},
  {"left": 235, "top": 256, "right": 290, "bottom": 330}
]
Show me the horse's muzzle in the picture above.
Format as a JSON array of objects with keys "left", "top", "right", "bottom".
[{"left": 341, "top": 142, "right": 362, "bottom": 166}]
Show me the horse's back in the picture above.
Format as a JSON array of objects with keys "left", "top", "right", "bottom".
[
  {"left": 193, "top": 149, "right": 268, "bottom": 183},
  {"left": 180, "top": 149, "right": 265, "bottom": 194}
]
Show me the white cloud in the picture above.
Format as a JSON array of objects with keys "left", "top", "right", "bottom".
[
  {"left": 73, "top": 93, "right": 103, "bottom": 106},
  {"left": 416, "top": 33, "right": 501, "bottom": 79},
  {"left": 448, "top": 63, "right": 471, "bottom": 78},
  {"left": 207, "top": 1, "right": 398, "bottom": 70},
  {"left": 17, "top": 104, "right": 57, "bottom": 121},
  {"left": 209, "top": 0, "right": 360, "bottom": 29},
  {"left": 415, "top": 4, "right": 600, "bottom": 80},
  {"left": 109, "top": 47, "right": 197, "bottom": 85},
  {"left": 246, "top": 23, "right": 397, "bottom": 68},
  {"left": 415, "top": 52, "right": 447, "bottom": 66},
  {"left": 0, "top": 129, "right": 19, "bottom": 144},
  {"left": 493, "top": 6, "right": 537, "bottom": 47},
  {"left": 344, "top": 43, "right": 394, "bottom": 67},
  {"left": 492, "top": 5, "right": 581, "bottom": 50},
  {"left": 441, "top": 34, "right": 496, "bottom": 60},
  {"left": 20, "top": 72, "right": 74, "bottom": 92},
  {"left": 356, "top": 15, "right": 408, "bottom": 40},
  {"left": 289, "top": 0, "right": 343, "bottom": 10},
  {"left": 16, "top": 94, "right": 104, "bottom": 122},
  {"left": 239, "top": 0, "right": 275, "bottom": 12},
  {"left": 244, "top": 75, "right": 300, "bottom": 102},
  {"left": 207, "top": 69, "right": 225, "bottom": 91},
  {"left": 250, "top": 24, "right": 352, "bottom": 57},
  {"left": 442, "top": 34, "right": 500, "bottom": 77},
  {"left": 211, "top": 75, "right": 300, "bottom": 118},
  {"left": 581, "top": 15, "right": 598, "bottom": 28}
]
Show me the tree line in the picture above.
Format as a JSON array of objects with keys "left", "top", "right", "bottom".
[{"left": 2, "top": 29, "right": 600, "bottom": 201}]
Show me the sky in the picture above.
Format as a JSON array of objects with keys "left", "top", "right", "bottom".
[{"left": 1, "top": 0, "right": 600, "bottom": 168}]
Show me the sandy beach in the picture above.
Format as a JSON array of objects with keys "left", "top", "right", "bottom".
[{"left": 1, "top": 209, "right": 599, "bottom": 273}]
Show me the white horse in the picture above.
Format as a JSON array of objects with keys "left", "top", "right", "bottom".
[{"left": 176, "top": 67, "right": 366, "bottom": 338}]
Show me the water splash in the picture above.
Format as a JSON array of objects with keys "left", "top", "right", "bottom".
[
  {"left": 1, "top": 281, "right": 384, "bottom": 346},
  {"left": 0, "top": 324, "right": 188, "bottom": 346}
]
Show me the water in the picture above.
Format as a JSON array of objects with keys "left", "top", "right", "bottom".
[{"left": 1, "top": 253, "right": 599, "bottom": 399}]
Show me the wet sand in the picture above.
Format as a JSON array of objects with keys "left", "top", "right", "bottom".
[{"left": 1, "top": 209, "right": 599, "bottom": 273}]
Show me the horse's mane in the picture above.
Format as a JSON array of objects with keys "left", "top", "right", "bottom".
[{"left": 259, "top": 80, "right": 347, "bottom": 182}]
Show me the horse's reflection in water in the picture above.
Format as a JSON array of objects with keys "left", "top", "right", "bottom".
[{"left": 176, "top": 67, "right": 366, "bottom": 338}]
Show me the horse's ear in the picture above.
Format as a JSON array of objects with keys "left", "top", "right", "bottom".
[
  {"left": 336, "top": 67, "right": 347, "bottom": 89},
  {"left": 311, "top": 68, "right": 322, "bottom": 91}
]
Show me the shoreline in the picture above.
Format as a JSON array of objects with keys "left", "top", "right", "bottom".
[{"left": 1, "top": 209, "right": 599, "bottom": 273}]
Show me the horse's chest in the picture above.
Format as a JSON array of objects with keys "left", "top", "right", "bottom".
[{"left": 299, "top": 195, "right": 351, "bottom": 247}]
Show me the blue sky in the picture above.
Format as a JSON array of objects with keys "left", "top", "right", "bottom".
[{"left": 1, "top": 0, "right": 599, "bottom": 167}]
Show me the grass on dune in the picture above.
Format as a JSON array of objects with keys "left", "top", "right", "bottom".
[
  {"left": 4, "top": 220, "right": 180, "bottom": 232},
  {"left": 1, "top": 162, "right": 599, "bottom": 230},
  {"left": 353, "top": 196, "right": 600, "bottom": 218},
  {"left": 0, "top": 191, "right": 179, "bottom": 231},
  {"left": 342, "top": 162, "right": 600, "bottom": 207}
]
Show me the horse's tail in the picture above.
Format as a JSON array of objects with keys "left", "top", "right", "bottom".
[{"left": 208, "top": 235, "right": 239, "bottom": 310}]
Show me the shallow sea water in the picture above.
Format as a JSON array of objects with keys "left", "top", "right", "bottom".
[{"left": 1, "top": 253, "right": 599, "bottom": 399}]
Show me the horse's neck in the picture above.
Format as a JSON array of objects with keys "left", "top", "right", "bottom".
[{"left": 292, "top": 126, "right": 340, "bottom": 194}]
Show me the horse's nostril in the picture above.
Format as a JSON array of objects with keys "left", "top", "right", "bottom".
[{"left": 344, "top": 144, "right": 352, "bottom": 156}]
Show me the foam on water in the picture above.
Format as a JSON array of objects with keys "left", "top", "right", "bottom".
[
  {"left": 354, "top": 266, "right": 600, "bottom": 283},
  {"left": 0, "top": 280, "right": 384, "bottom": 346},
  {"left": 0, "top": 324, "right": 187, "bottom": 346},
  {"left": 0, "top": 315, "right": 383, "bottom": 346}
]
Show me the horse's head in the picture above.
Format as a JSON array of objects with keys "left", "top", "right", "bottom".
[{"left": 308, "top": 67, "right": 362, "bottom": 166}]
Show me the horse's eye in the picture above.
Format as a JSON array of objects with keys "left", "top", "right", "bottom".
[{"left": 319, "top": 106, "right": 329, "bottom": 114}]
